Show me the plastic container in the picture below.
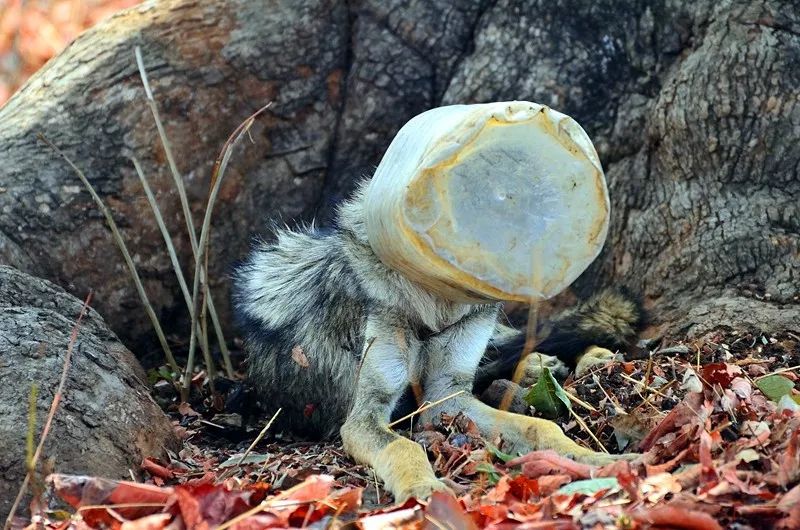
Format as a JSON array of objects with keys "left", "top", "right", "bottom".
[{"left": 365, "top": 101, "right": 609, "bottom": 302}]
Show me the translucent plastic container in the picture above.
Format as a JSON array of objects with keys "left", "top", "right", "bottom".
[{"left": 365, "top": 101, "right": 609, "bottom": 302}]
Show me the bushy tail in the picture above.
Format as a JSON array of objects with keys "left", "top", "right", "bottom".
[
  {"left": 533, "top": 287, "right": 644, "bottom": 365},
  {"left": 474, "top": 288, "right": 644, "bottom": 393}
]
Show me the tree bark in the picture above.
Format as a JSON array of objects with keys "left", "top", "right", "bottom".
[{"left": 0, "top": 0, "right": 796, "bottom": 354}]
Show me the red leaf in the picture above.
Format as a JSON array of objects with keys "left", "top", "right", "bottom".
[
  {"left": 701, "top": 363, "right": 743, "bottom": 387},
  {"left": 639, "top": 393, "right": 703, "bottom": 451},
  {"left": 327, "top": 486, "right": 363, "bottom": 513},
  {"left": 507, "top": 450, "right": 594, "bottom": 480},
  {"left": 630, "top": 506, "right": 723, "bottom": 530},
  {"left": 174, "top": 486, "right": 208, "bottom": 530},
  {"left": 424, "top": 492, "right": 477, "bottom": 530},
  {"left": 779, "top": 428, "right": 800, "bottom": 487},
  {"left": 263, "top": 475, "right": 335, "bottom": 525},
  {"left": 474, "top": 503, "right": 509, "bottom": 524},
  {"left": 533, "top": 475, "right": 572, "bottom": 496},
  {"left": 484, "top": 475, "right": 511, "bottom": 503},
  {"left": 777, "top": 483, "right": 800, "bottom": 529},
  {"left": 359, "top": 506, "right": 423, "bottom": 529},
  {"left": 141, "top": 458, "right": 174, "bottom": 480},
  {"left": 645, "top": 448, "right": 690, "bottom": 475},
  {"left": 48, "top": 474, "right": 172, "bottom": 520},
  {"left": 226, "top": 514, "right": 281, "bottom": 530}
]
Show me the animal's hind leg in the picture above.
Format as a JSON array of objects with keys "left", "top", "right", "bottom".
[
  {"left": 341, "top": 312, "right": 449, "bottom": 502},
  {"left": 420, "top": 306, "right": 635, "bottom": 464}
]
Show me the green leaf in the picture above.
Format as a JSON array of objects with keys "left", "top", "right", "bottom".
[
  {"left": 485, "top": 442, "right": 515, "bottom": 463},
  {"left": 756, "top": 375, "right": 795, "bottom": 402},
  {"left": 475, "top": 462, "right": 501, "bottom": 485},
  {"left": 557, "top": 477, "right": 620, "bottom": 496},
  {"left": 523, "top": 367, "right": 571, "bottom": 419}
]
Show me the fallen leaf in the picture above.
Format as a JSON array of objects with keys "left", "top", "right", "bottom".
[
  {"left": 424, "top": 492, "right": 477, "bottom": 530},
  {"left": 291, "top": 345, "right": 309, "bottom": 368},
  {"left": 701, "top": 363, "right": 743, "bottom": 387},
  {"left": 556, "top": 477, "right": 619, "bottom": 496},
  {"left": 178, "top": 402, "right": 201, "bottom": 417},
  {"left": 756, "top": 375, "right": 795, "bottom": 402},
  {"left": 524, "top": 367, "right": 571, "bottom": 419},
  {"left": 508, "top": 450, "right": 594, "bottom": 480},
  {"left": 119, "top": 513, "right": 172, "bottom": 530},
  {"left": 141, "top": 458, "right": 174, "bottom": 480},
  {"left": 681, "top": 367, "right": 703, "bottom": 393},
  {"left": 48, "top": 474, "right": 173, "bottom": 511},
  {"left": 630, "top": 505, "right": 723, "bottom": 530},
  {"left": 359, "top": 506, "right": 423, "bottom": 529}
]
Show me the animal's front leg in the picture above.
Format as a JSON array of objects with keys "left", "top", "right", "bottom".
[
  {"left": 341, "top": 312, "right": 448, "bottom": 502},
  {"left": 421, "top": 306, "right": 633, "bottom": 464}
]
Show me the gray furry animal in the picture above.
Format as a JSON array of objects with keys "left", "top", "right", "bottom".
[{"left": 232, "top": 182, "right": 642, "bottom": 501}]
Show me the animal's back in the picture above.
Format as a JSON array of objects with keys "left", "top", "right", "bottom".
[{"left": 232, "top": 227, "right": 367, "bottom": 437}]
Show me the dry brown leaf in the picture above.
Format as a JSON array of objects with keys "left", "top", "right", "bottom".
[{"left": 291, "top": 345, "right": 310, "bottom": 368}]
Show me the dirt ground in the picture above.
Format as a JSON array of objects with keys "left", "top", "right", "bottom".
[{"left": 19, "top": 328, "right": 800, "bottom": 529}]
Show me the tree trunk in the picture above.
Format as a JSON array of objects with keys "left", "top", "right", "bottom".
[{"left": 0, "top": 0, "right": 796, "bottom": 355}]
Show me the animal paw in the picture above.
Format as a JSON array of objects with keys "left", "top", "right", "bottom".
[
  {"left": 575, "top": 346, "right": 621, "bottom": 377},
  {"left": 517, "top": 352, "right": 570, "bottom": 387},
  {"left": 394, "top": 477, "right": 453, "bottom": 504}
]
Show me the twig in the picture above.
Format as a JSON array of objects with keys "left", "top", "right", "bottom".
[
  {"left": 568, "top": 407, "right": 609, "bottom": 454},
  {"left": 135, "top": 46, "right": 233, "bottom": 377},
  {"left": 754, "top": 364, "right": 800, "bottom": 381},
  {"left": 641, "top": 353, "right": 654, "bottom": 393},
  {"left": 26, "top": 385, "right": 38, "bottom": 471},
  {"left": 237, "top": 408, "right": 282, "bottom": 466},
  {"left": 618, "top": 372, "right": 672, "bottom": 400},
  {"left": 3, "top": 294, "right": 92, "bottom": 530},
  {"left": 373, "top": 469, "right": 382, "bottom": 505},
  {"left": 563, "top": 389, "right": 598, "bottom": 413},
  {"left": 39, "top": 135, "right": 180, "bottom": 373},
  {"left": 134, "top": 47, "right": 197, "bottom": 252},
  {"left": 595, "top": 379, "right": 627, "bottom": 415},
  {"left": 388, "top": 390, "right": 465, "bottom": 428},
  {"left": 77, "top": 503, "right": 167, "bottom": 511},
  {"left": 183, "top": 102, "right": 272, "bottom": 395}
]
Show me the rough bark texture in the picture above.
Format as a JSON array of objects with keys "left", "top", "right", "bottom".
[
  {"left": 0, "top": 265, "right": 179, "bottom": 520},
  {"left": 0, "top": 0, "right": 796, "bottom": 353}
]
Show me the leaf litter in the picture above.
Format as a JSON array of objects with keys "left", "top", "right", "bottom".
[{"left": 16, "top": 329, "right": 800, "bottom": 529}]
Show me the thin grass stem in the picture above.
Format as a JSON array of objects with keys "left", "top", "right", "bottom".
[
  {"left": 183, "top": 103, "right": 273, "bottom": 395},
  {"left": 39, "top": 135, "right": 180, "bottom": 374},
  {"left": 135, "top": 46, "right": 233, "bottom": 377}
]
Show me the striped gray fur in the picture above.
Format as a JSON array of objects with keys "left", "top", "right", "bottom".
[{"left": 232, "top": 181, "right": 642, "bottom": 500}]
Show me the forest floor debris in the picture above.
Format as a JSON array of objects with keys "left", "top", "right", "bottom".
[{"left": 14, "top": 329, "right": 800, "bottom": 529}]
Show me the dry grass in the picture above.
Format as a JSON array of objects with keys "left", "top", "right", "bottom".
[
  {"left": 36, "top": 48, "right": 273, "bottom": 400},
  {"left": 39, "top": 134, "right": 180, "bottom": 373},
  {"left": 134, "top": 46, "right": 234, "bottom": 379}
]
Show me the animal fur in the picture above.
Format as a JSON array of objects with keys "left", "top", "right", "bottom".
[{"left": 232, "top": 182, "right": 641, "bottom": 501}]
